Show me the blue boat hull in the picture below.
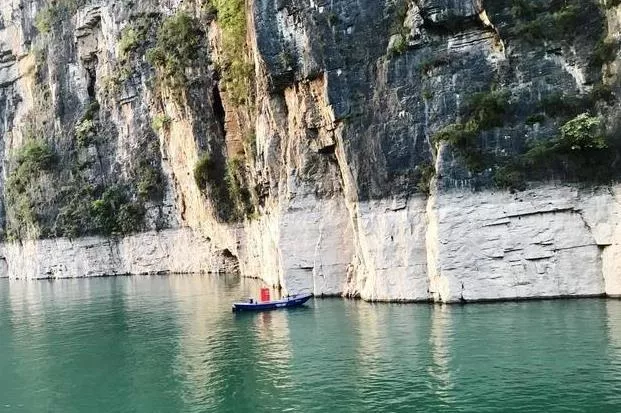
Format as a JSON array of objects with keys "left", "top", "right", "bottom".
[{"left": 232, "top": 293, "right": 312, "bottom": 312}]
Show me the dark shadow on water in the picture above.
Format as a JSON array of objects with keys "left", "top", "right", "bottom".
[{"left": 232, "top": 303, "right": 315, "bottom": 317}]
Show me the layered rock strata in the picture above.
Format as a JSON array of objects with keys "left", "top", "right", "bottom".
[{"left": 1, "top": 0, "right": 621, "bottom": 303}]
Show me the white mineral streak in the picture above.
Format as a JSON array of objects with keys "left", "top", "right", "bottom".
[
  {"left": 240, "top": 194, "right": 354, "bottom": 296},
  {"left": 428, "top": 186, "right": 607, "bottom": 302},
  {"left": 0, "top": 228, "right": 236, "bottom": 279},
  {"left": 581, "top": 187, "right": 621, "bottom": 297},
  {"left": 343, "top": 197, "right": 429, "bottom": 301}
]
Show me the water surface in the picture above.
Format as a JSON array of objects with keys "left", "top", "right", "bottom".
[{"left": 1, "top": 275, "right": 621, "bottom": 412}]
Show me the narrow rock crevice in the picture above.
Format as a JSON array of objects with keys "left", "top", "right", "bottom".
[{"left": 212, "top": 85, "right": 226, "bottom": 137}]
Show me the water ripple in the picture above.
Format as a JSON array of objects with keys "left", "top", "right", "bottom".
[{"left": 2, "top": 277, "right": 621, "bottom": 412}]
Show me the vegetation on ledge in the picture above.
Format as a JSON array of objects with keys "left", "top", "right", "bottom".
[
  {"left": 210, "top": 0, "right": 255, "bottom": 106},
  {"left": 433, "top": 78, "right": 619, "bottom": 191},
  {"left": 432, "top": 89, "right": 509, "bottom": 172},
  {"left": 34, "top": 0, "right": 87, "bottom": 35},
  {"left": 5, "top": 140, "right": 57, "bottom": 239},
  {"left": 509, "top": 0, "right": 611, "bottom": 44},
  {"left": 193, "top": 153, "right": 254, "bottom": 222},
  {"left": 493, "top": 113, "right": 616, "bottom": 191},
  {"left": 4, "top": 132, "right": 165, "bottom": 240},
  {"left": 146, "top": 11, "right": 205, "bottom": 90}
]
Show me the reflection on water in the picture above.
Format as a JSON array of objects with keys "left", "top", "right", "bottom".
[
  {"left": 428, "top": 305, "right": 454, "bottom": 409},
  {"left": 604, "top": 300, "right": 621, "bottom": 408},
  {"left": 2, "top": 276, "right": 621, "bottom": 412}
]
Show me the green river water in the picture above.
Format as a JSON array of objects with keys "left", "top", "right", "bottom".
[{"left": 1, "top": 275, "right": 621, "bottom": 412}]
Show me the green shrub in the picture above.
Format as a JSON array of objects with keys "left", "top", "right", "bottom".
[
  {"left": 34, "top": 0, "right": 88, "bottom": 34},
  {"left": 4, "top": 134, "right": 156, "bottom": 239},
  {"left": 513, "top": 18, "right": 545, "bottom": 42},
  {"left": 389, "top": 0, "right": 408, "bottom": 35},
  {"left": 226, "top": 157, "right": 254, "bottom": 217},
  {"left": 523, "top": 139, "right": 554, "bottom": 165},
  {"left": 591, "top": 83, "right": 615, "bottom": 103},
  {"left": 5, "top": 140, "right": 57, "bottom": 238},
  {"left": 136, "top": 158, "right": 164, "bottom": 201},
  {"left": 493, "top": 165, "right": 526, "bottom": 191},
  {"left": 84, "top": 100, "right": 100, "bottom": 120},
  {"left": 34, "top": 5, "right": 60, "bottom": 34},
  {"left": 74, "top": 101, "right": 101, "bottom": 147},
  {"left": 193, "top": 153, "right": 254, "bottom": 221},
  {"left": 243, "top": 131, "right": 257, "bottom": 160},
  {"left": 201, "top": 0, "right": 218, "bottom": 18},
  {"left": 513, "top": 3, "right": 581, "bottom": 43},
  {"left": 8, "top": 140, "right": 56, "bottom": 186},
  {"left": 194, "top": 152, "right": 237, "bottom": 221},
  {"left": 225, "top": 158, "right": 243, "bottom": 204},
  {"left": 464, "top": 90, "right": 509, "bottom": 129},
  {"left": 432, "top": 120, "right": 485, "bottom": 172},
  {"left": 212, "top": 0, "right": 254, "bottom": 105},
  {"left": 608, "top": 0, "right": 621, "bottom": 9},
  {"left": 553, "top": 5, "right": 581, "bottom": 33},
  {"left": 32, "top": 46, "right": 48, "bottom": 76},
  {"left": 418, "top": 54, "right": 450, "bottom": 74},
  {"left": 7, "top": 195, "right": 39, "bottom": 239},
  {"left": 101, "top": 74, "right": 122, "bottom": 98},
  {"left": 53, "top": 183, "right": 95, "bottom": 238},
  {"left": 511, "top": 0, "right": 538, "bottom": 19},
  {"left": 496, "top": 113, "right": 611, "bottom": 189},
  {"left": 118, "top": 27, "right": 141, "bottom": 60},
  {"left": 590, "top": 39, "right": 620, "bottom": 68},
  {"left": 146, "top": 12, "right": 204, "bottom": 88},
  {"left": 54, "top": 178, "right": 150, "bottom": 238},
  {"left": 152, "top": 114, "right": 171, "bottom": 132},
  {"left": 558, "top": 113, "right": 606, "bottom": 150},
  {"left": 431, "top": 89, "right": 510, "bottom": 173},
  {"left": 388, "top": 34, "right": 407, "bottom": 57},
  {"left": 193, "top": 153, "right": 215, "bottom": 190},
  {"left": 116, "top": 202, "right": 146, "bottom": 234},
  {"left": 75, "top": 118, "right": 96, "bottom": 146},
  {"left": 415, "top": 162, "right": 436, "bottom": 195},
  {"left": 91, "top": 185, "right": 144, "bottom": 235},
  {"left": 526, "top": 114, "right": 545, "bottom": 125},
  {"left": 146, "top": 4, "right": 254, "bottom": 105},
  {"left": 538, "top": 92, "right": 589, "bottom": 118},
  {"left": 101, "top": 67, "right": 133, "bottom": 100},
  {"left": 432, "top": 121, "right": 478, "bottom": 147}
]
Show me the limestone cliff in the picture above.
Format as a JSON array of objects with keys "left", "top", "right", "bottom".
[{"left": 2, "top": 0, "right": 621, "bottom": 302}]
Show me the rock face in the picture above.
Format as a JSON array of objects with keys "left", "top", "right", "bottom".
[
  {"left": 428, "top": 187, "right": 610, "bottom": 302},
  {"left": 1, "top": 228, "right": 237, "bottom": 279},
  {"left": 1, "top": 0, "right": 621, "bottom": 302}
]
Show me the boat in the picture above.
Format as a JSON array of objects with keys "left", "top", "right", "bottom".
[{"left": 232, "top": 292, "right": 313, "bottom": 312}]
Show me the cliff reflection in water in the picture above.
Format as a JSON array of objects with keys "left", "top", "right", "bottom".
[
  {"left": 2, "top": 276, "right": 621, "bottom": 412},
  {"left": 428, "top": 305, "right": 455, "bottom": 408}
]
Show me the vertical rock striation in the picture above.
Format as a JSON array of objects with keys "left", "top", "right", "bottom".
[{"left": 1, "top": 0, "right": 621, "bottom": 302}]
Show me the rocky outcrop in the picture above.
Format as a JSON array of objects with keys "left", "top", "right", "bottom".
[
  {"left": 0, "top": 228, "right": 237, "bottom": 279},
  {"left": 428, "top": 186, "right": 609, "bottom": 302},
  {"left": 343, "top": 197, "right": 430, "bottom": 301},
  {"left": 1, "top": 0, "right": 621, "bottom": 302},
  {"left": 240, "top": 195, "right": 354, "bottom": 296}
]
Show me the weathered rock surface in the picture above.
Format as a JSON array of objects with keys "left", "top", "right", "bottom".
[
  {"left": 240, "top": 194, "right": 354, "bottom": 295},
  {"left": 428, "top": 186, "right": 609, "bottom": 302},
  {"left": 1, "top": 0, "right": 621, "bottom": 302},
  {"left": 0, "top": 228, "right": 237, "bottom": 279}
]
